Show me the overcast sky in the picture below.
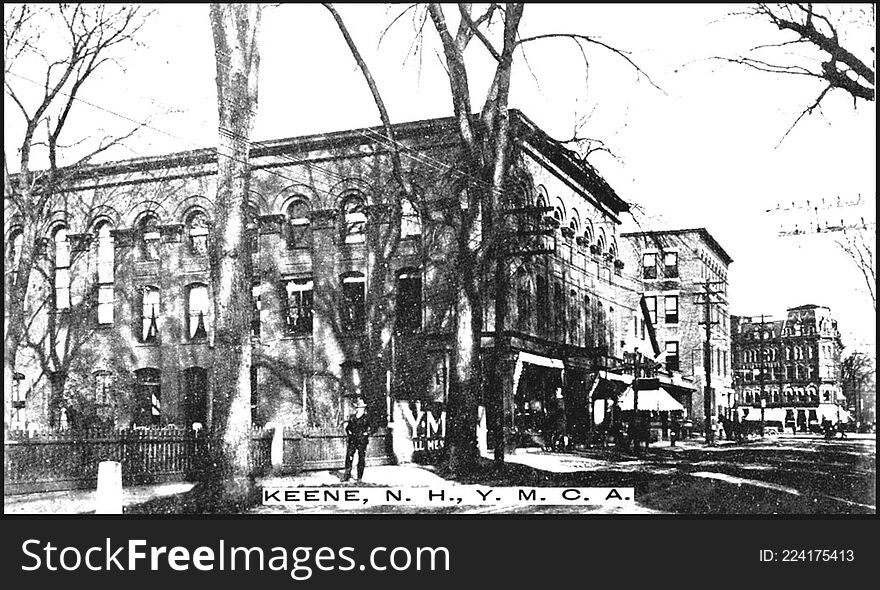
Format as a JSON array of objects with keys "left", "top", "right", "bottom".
[{"left": 5, "top": 3, "right": 876, "bottom": 352}]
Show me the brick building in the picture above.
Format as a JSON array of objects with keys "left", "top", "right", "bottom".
[
  {"left": 620, "top": 228, "right": 734, "bottom": 429},
  {"left": 5, "top": 111, "right": 691, "bottom": 455},
  {"left": 731, "top": 305, "right": 848, "bottom": 432}
]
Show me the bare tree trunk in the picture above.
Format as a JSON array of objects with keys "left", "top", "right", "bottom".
[
  {"left": 446, "top": 276, "right": 482, "bottom": 472},
  {"left": 208, "top": 4, "right": 261, "bottom": 490}
]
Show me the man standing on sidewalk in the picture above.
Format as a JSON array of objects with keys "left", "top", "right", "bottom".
[{"left": 342, "top": 398, "right": 373, "bottom": 482}]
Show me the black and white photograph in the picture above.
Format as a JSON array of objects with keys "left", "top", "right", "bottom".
[{"left": 3, "top": 3, "right": 875, "bottom": 522}]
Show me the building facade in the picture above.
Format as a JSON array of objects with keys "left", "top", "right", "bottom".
[
  {"left": 731, "top": 305, "right": 847, "bottom": 432},
  {"left": 620, "top": 229, "right": 734, "bottom": 428},
  {"left": 5, "top": 110, "right": 693, "bottom": 454}
]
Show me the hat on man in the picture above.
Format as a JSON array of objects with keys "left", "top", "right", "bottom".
[{"left": 353, "top": 397, "right": 367, "bottom": 409}]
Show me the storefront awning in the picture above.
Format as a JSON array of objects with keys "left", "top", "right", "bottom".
[
  {"left": 617, "top": 385, "right": 685, "bottom": 412},
  {"left": 591, "top": 377, "right": 629, "bottom": 400},
  {"left": 518, "top": 351, "right": 564, "bottom": 369}
]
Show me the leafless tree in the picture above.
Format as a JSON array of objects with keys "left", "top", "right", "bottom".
[
  {"left": 724, "top": 3, "right": 875, "bottom": 142},
  {"left": 840, "top": 350, "right": 874, "bottom": 428},
  {"left": 4, "top": 4, "right": 149, "bottom": 421},
  {"left": 837, "top": 228, "right": 876, "bottom": 311},
  {"left": 324, "top": 3, "right": 655, "bottom": 471},
  {"left": 206, "top": 3, "right": 262, "bottom": 499}
]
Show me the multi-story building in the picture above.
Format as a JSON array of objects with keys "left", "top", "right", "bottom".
[
  {"left": 6, "top": 111, "right": 687, "bottom": 454},
  {"left": 620, "top": 228, "right": 734, "bottom": 429},
  {"left": 731, "top": 305, "right": 847, "bottom": 432}
]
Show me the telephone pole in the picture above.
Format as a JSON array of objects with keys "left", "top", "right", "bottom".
[
  {"left": 694, "top": 280, "right": 725, "bottom": 445},
  {"left": 758, "top": 314, "right": 767, "bottom": 437}
]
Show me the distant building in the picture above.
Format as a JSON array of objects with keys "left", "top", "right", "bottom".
[
  {"left": 621, "top": 228, "right": 734, "bottom": 428},
  {"left": 730, "top": 305, "right": 847, "bottom": 432}
]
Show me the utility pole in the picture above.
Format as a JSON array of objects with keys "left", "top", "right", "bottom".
[
  {"left": 758, "top": 314, "right": 767, "bottom": 437},
  {"left": 633, "top": 349, "right": 640, "bottom": 455},
  {"left": 694, "top": 280, "right": 725, "bottom": 445}
]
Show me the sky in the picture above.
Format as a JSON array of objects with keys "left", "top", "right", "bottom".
[{"left": 4, "top": 3, "right": 876, "bottom": 352}]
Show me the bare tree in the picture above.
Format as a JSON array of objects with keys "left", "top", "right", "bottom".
[
  {"left": 4, "top": 4, "right": 149, "bottom": 421},
  {"left": 840, "top": 350, "right": 874, "bottom": 429},
  {"left": 837, "top": 228, "right": 876, "bottom": 311},
  {"left": 724, "top": 3, "right": 875, "bottom": 141},
  {"left": 324, "top": 3, "right": 654, "bottom": 471},
  {"left": 206, "top": 3, "right": 261, "bottom": 499}
]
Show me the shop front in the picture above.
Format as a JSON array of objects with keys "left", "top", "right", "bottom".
[{"left": 512, "top": 352, "right": 565, "bottom": 449}]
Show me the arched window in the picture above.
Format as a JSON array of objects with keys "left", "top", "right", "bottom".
[
  {"left": 185, "top": 210, "right": 210, "bottom": 256},
  {"left": 396, "top": 269, "right": 422, "bottom": 333},
  {"left": 608, "top": 241, "right": 618, "bottom": 260},
  {"left": 284, "top": 278, "right": 314, "bottom": 335},
  {"left": 401, "top": 199, "right": 422, "bottom": 238},
  {"left": 583, "top": 220, "right": 594, "bottom": 246},
  {"left": 139, "top": 286, "right": 160, "bottom": 343},
  {"left": 137, "top": 215, "right": 160, "bottom": 261},
  {"left": 186, "top": 283, "right": 209, "bottom": 341},
  {"left": 286, "top": 199, "right": 311, "bottom": 248},
  {"left": 536, "top": 275, "right": 549, "bottom": 333},
  {"left": 134, "top": 368, "right": 161, "bottom": 427},
  {"left": 340, "top": 272, "right": 366, "bottom": 331},
  {"left": 596, "top": 230, "right": 606, "bottom": 254},
  {"left": 342, "top": 193, "right": 366, "bottom": 244},
  {"left": 553, "top": 282, "right": 566, "bottom": 341},
  {"left": 52, "top": 225, "right": 70, "bottom": 310},
  {"left": 516, "top": 270, "right": 532, "bottom": 333},
  {"left": 552, "top": 207, "right": 565, "bottom": 230},
  {"left": 95, "top": 222, "right": 115, "bottom": 324}
]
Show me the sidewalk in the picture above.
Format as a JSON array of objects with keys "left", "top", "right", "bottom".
[
  {"left": 3, "top": 465, "right": 449, "bottom": 515},
  {"left": 4, "top": 481, "right": 197, "bottom": 515}
]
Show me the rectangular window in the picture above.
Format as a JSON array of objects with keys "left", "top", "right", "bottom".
[
  {"left": 141, "top": 287, "right": 160, "bottom": 343},
  {"left": 665, "top": 341, "right": 679, "bottom": 372},
  {"left": 396, "top": 271, "right": 422, "bottom": 333},
  {"left": 55, "top": 268, "right": 70, "bottom": 310},
  {"left": 342, "top": 363, "right": 362, "bottom": 400},
  {"left": 664, "top": 252, "right": 678, "bottom": 278},
  {"left": 285, "top": 279, "right": 314, "bottom": 334},
  {"left": 664, "top": 295, "right": 678, "bottom": 324},
  {"left": 251, "top": 283, "right": 261, "bottom": 337},
  {"left": 642, "top": 253, "right": 657, "bottom": 279},
  {"left": 187, "top": 284, "right": 209, "bottom": 340},
  {"left": 536, "top": 276, "right": 550, "bottom": 333},
  {"left": 341, "top": 275, "right": 365, "bottom": 332},
  {"left": 98, "top": 285, "right": 114, "bottom": 325},
  {"left": 134, "top": 369, "right": 161, "bottom": 427},
  {"left": 94, "top": 372, "right": 112, "bottom": 405},
  {"left": 11, "top": 373, "right": 26, "bottom": 431},
  {"left": 645, "top": 296, "right": 657, "bottom": 325}
]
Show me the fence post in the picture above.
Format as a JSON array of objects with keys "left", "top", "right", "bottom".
[
  {"left": 95, "top": 461, "right": 123, "bottom": 514},
  {"left": 269, "top": 423, "right": 284, "bottom": 472}
]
